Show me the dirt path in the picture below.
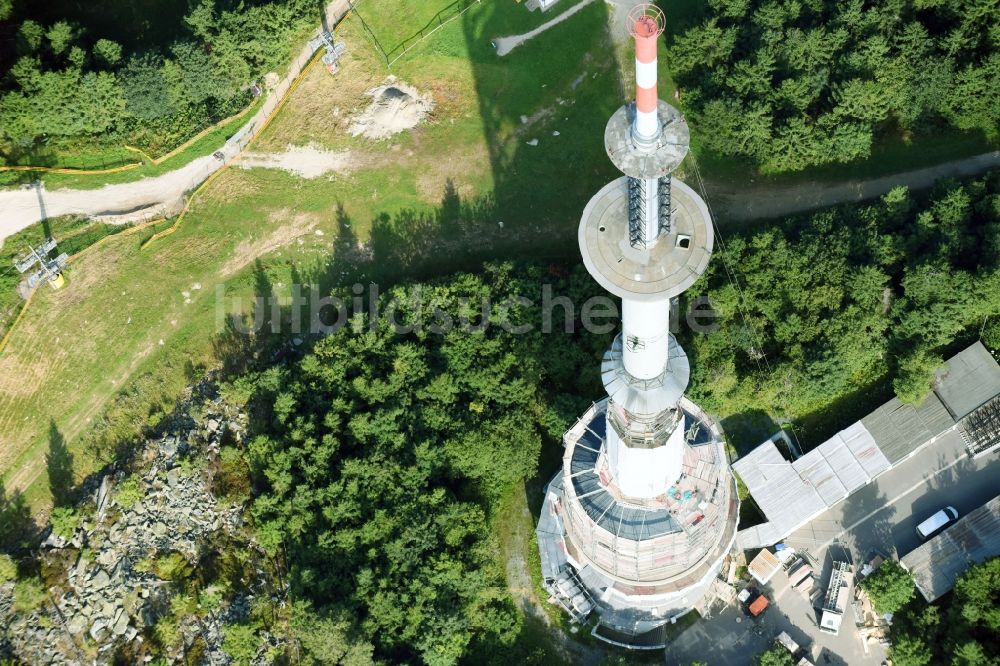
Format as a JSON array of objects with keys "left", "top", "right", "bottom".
[
  {"left": 703, "top": 150, "right": 1000, "bottom": 222},
  {"left": 493, "top": 0, "right": 597, "bottom": 56},
  {"left": 0, "top": 0, "right": 352, "bottom": 245},
  {"left": 0, "top": 156, "right": 218, "bottom": 238},
  {"left": 501, "top": 483, "right": 606, "bottom": 665}
]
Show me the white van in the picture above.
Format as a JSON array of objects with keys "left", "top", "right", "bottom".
[{"left": 916, "top": 506, "right": 959, "bottom": 539}]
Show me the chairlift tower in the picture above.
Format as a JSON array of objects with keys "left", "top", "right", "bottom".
[
  {"left": 535, "top": 5, "right": 739, "bottom": 647},
  {"left": 14, "top": 238, "right": 69, "bottom": 289},
  {"left": 310, "top": 29, "right": 348, "bottom": 75}
]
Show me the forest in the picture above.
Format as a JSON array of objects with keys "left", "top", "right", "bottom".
[
  {"left": 670, "top": 0, "right": 1000, "bottom": 172},
  {"left": 885, "top": 557, "right": 1000, "bottom": 666},
  {"left": 0, "top": 0, "right": 317, "bottom": 159},
  {"left": 218, "top": 171, "right": 999, "bottom": 662},
  {"left": 684, "top": 171, "right": 1000, "bottom": 444},
  {"left": 220, "top": 263, "right": 609, "bottom": 665}
]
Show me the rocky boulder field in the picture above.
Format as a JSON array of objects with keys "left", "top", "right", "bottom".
[{"left": 0, "top": 385, "right": 280, "bottom": 665}]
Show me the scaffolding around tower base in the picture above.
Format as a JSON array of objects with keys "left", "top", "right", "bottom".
[{"left": 536, "top": 397, "right": 740, "bottom": 645}]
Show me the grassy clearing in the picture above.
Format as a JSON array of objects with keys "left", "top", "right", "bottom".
[
  {"left": 0, "top": 0, "right": 623, "bottom": 514},
  {"left": 350, "top": 0, "right": 462, "bottom": 57},
  {"left": 0, "top": 217, "right": 131, "bottom": 339}
]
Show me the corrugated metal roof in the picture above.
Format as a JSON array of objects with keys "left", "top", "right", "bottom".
[
  {"left": 737, "top": 523, "right": 782, "bottom": 550},
  {"left": 733, "top": 440, "right": 827, "bottom": 539},
  {"left": 901, "top": 494, "right": 1000, "bottom": 602},
  {"left": 934, "top": 341, "right": 1000, "bottom": 420},
  {"left": 733, "top": 424, "right": 889, "bottom": 545},
  {"left": 861, "top": 391, "right": 953, "bottom": 464},
  {"left": 735, "top": 344, "right": 1000, "bottom": 548}
]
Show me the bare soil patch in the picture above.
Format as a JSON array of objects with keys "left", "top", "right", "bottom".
[
  {"left": 238, "top": 144, "right": 356, "bottom": 178},
  {"left": 349, "top": 78, "right": 433, "bottom": 140},
  {"left": 220, "top": 210, "right": 320, "bottom": 277}
]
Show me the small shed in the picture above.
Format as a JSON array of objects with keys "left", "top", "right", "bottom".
[
  {"left": 776, "top": 631, "right": 799, "bottom": 653},
  {"left": 749, "top": 549, "right": 782, "bottom": 584}
]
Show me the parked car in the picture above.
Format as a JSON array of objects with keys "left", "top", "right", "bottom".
[{"left": 916, "top": 506, "right": 959, "bottom": 539}]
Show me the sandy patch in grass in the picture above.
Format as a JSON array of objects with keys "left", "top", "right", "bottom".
[
  {"left": 220, "top": 210, "right": 321, "bottom": 277},
  {"left": 349, "top": 77, "right": 433, "bottom": 140},
  {"left": 238, "top": 144, "right": 357, "bottom": 179}
]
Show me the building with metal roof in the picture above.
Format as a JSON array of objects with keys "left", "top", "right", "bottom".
[
  {"left": 900, "top": 494, "right": 1000, "bottom": 602},
  {"left": 734, "top": 422, "right": 889, "bottom": 548},
  {"left": 736, "top": 341, "right": 1000, "bottom": 550},
  {"left": 861, "top": 392, "right": 953, "bottom": 464},
  {"left": 948, "top": 342, "right": 1000, "bottom": 458},
  {"left": 960, "top": 395, "right": 1000, "bottom": 458},
  {"left": 934, "top": 342, "right": 1000, "bottom": 420}
]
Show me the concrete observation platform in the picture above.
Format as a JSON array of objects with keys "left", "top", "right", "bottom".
[{"left": 579, "top": 176, "right": 714, "bottom": 301}]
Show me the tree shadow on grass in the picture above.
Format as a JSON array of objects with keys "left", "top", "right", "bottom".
[
  {"left": 461, "top": 0, "right": 620, "bottom": 255},
  {"left": 721, "top": 409, "right": 779, "bottom": 457},
  {"left": 211, "top": 177, "right": 615, "bottom": 379},
  {"left": 212, "top": 259, "right": 281, "bottom": 379},
  {"left": 0, "top": 479, "right": 39, "bottom": 558},
  {"left": 46, "top": 419, "right": 75, "bottom": 508}
]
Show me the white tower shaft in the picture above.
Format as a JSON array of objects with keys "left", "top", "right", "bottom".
[
  {"left": 607, "top": 422, "right": 686, "bottom": 498},
  {"left": 621, "top": 297, "right": 670, "bottom": 380}
]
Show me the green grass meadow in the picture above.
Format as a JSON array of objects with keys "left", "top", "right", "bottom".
[{"left": 0, "top": 0, "right": 623, "bottom": 511}]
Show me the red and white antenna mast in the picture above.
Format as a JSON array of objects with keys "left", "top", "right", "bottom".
[{"left": 628, "top": 4, "right": 665, "bottom": 143}]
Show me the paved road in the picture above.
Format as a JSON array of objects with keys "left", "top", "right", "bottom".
[
  {"left": 783, "top": 428, "right": 1000, "bottom": 561},
  {"left": 665, "top": 579, "right": 876, "bottom": 666},
  {"left": 666, "top": 428, "right": 998, "bottom": 666}
]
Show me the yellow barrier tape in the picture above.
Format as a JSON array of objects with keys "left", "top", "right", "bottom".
[
  {"left": 1, "top": 14, "right": 342, "bottom": 353},
  {"left": 0, "top": 162, "right": 142, "bottom": 175},
  {"left": 0, "top": 217, "right": 167, "bottom": 356},
  {"left": 130, "top": 101, "right": 259, "bottom": 166},
  {"left": 122, "top": 145, "right": 156, "bottom": 164},
  {"left": 141, "top": 48, "right": 324, "bottom": 250},
  {"left": 2, "top": 94, "right": 258, "bottom": 176}
]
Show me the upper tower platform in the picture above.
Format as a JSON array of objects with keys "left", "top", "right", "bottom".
[
  {"left": 579, "top": 3, "right": 713, "bottom": 300},
  {"left": 605, "top": 100, "right": 689, "bottom": 179},
  {"left": 579, "top": 176, "right": 713, "bottom": 301}
]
